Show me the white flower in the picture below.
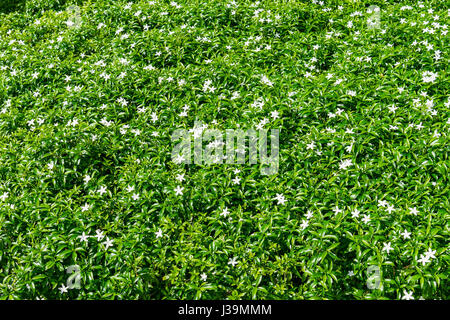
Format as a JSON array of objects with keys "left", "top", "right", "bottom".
[
  {"left": 306, "top": 141, "right": 315, "bottom": 150},
  {"left": 271, "top": 110, "right": 279, "bottom": 120},
  {"left": 228, "top": 257, "right": 238, "bottom": 267},
  {"left": 174, "top": 185, "right": 184, "bottom": 195},
  {"left": 83, "top": 175, "right": 91, "bottom": 184},
  {"left": 300, "top": 220, "right": 309, "bottom": 230},
  {"left": 362, "top": 214, "right": 370, "bottom": 224},
  {"left": 400, "top": 229, "right": 411, "bottom": 240},
  {"left": 97, "top": 185, "right": 107, "bottom": 196},
  {"left": 79, "top": 232, "right": 90, "bottom": 242},
  {"left": 388, "top": 105, "right": 398, "bottom": 113},
  {"left": 260, "top": 75, "right": 273, "bottom": 86},
  {"left": 402, "top": 290, "right": 414, "bottom": 300},
  {"left": 425, "top": 248, "right": 436, "bottom": 259},
  {"left": 275, "top": 193, "right": 286, "bottom": 205},
  {"left": 203, "top": 79, "right": 216, "bottom": 93},
  {"left": 103, "top": 237, "right": 114, "bottom": 249},
  {"left": 378, "top": 200, "right": 388, "bottom": 207},
  {"left": 220, "top": 207, "right": 230, "bottom": 217},
  {"left": 339, "top": 159, "right": 353, "bottom": 170},
  {"left": 47, "top": 162, "right": 55, "bottom": 170},
  {"left": 422, "top": 71, "right": 438, "bottom": 83},
  {"left": 418, "top": 254, "right": 430, "bottom": 266},
  {"left": 0, "top": 192, "right": 9, "bottom": 201},
  {"left": 382, "top": 242, "right": 394, "bottom": 254},
  {"left": 59, "top": 284, "right": 69, "bottom": 294},
  {"left": 95, "top": 229, "right": 105, "bottom": 241},
  {"left": 386, "top": 204, "right": 396, "bottom": 214}
]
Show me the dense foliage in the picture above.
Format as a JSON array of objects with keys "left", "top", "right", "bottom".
[{"left": 0, "top": 0, "right": 448, "bottom": 299}]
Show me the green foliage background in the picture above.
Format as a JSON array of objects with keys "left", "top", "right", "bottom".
[{"left": 0, "top": 0, "right": 448, "bottom": 299}]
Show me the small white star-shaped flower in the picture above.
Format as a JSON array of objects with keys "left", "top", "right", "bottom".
[
  {"left": 228, "top": 257, "right": 238, "bottom": 267},
  {"left": 103, "top": 237, "right": 114, "bottom": 249},
  {"left": 425, "top": 248, "right": 436, "bottom": 259},
  {"left": 402, "top": 290, "right": 414, "bottom": 300},
  {"left": 382, "top": 242, "right": 394, "bottom": 254},
  {"left": 95, "top": 229, "right": 105, "bottom": 241},
  {"left": 59, "top": 284, "right": 69, "bottom": 294},
  {"left": 275, "top": 194, "right": 286, "bottom": 205},
  {"left": 81, "top": 203, "right": 90, "bottom": 212},
  {"left": 306, "top": 141, "right": 315, "bottom": 150},
  {"left": 97, "top": 186, "right": 107, "bottom": 196},
  {"left": 220, "top": 207, "right": 230, "bottom": 217},
  {"left": 332, "top": 206, "right": 342, "bottom": 215},
  {"left": 300, "top": 220, "right": 309, "bottom": 230},
  {"left": 78, "top": 232, "right": 90, "bottom": 243},
  {"left": 0, "top": 192, "right": 8, "bottom": 201},
  {"left": 400, "top": 229, "right": 411, "bottom": 240},
  {"left": 351, "top": 208, "right": 360, "bottom": 218},
  {"left": 378, "top": 200, "right": 388, "bottom": 207},
  {"left": 174, "top": 185, "right": 184, "bottom": 195},
  {"left": 386, "top": 205, "right": 396, "bottom": 214},
  {"left": 271, "top": 110, "right": 279, "bottom": 120},
  {"left": 362, "top": 214, "right": 370, "bottom": 224},
  {"left": 418, "top": 254, "right": 431, "bottom": 266}
]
